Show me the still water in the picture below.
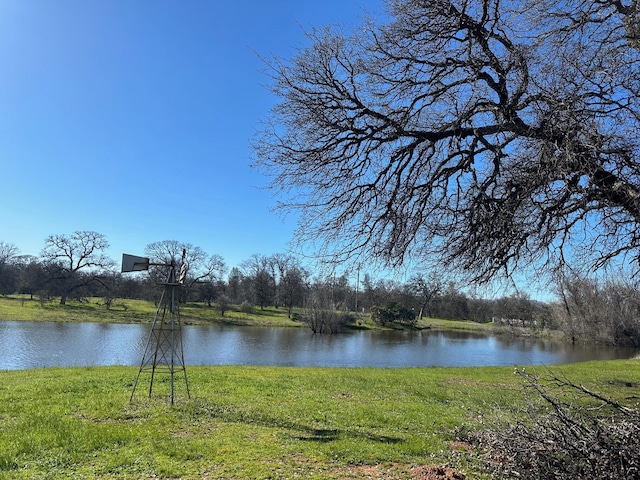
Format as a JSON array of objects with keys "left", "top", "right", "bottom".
[{"left": 0, "top": 321, "right": 637, "bottom": 370}]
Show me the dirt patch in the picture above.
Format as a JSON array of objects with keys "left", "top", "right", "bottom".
[
  {"left": 411, "top": 465, "right": 466, "bottom": 480},
  {"left": 449, "top": 441, "right": 473, "bottom": 452},
  {"left": 328, "top": 464, "right": 405, "bottom": 479}
]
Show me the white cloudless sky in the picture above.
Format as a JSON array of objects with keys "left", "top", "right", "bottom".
[{"left": 0, "top": 0, "right": 383, "bottom": 270}]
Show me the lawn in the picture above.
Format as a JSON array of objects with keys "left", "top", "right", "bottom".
[{"left": 1, "top": 360, "right": 638, "bottom": 479}]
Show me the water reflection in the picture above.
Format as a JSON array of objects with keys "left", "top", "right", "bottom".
[{"left": 0, "top": 321, "right": 637, "bottom": 370}]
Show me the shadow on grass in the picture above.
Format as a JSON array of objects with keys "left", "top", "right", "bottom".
[
  {"left": 292, "top": 428, "right": 340, "bottom": 442},
  {"left": 198, "top": 402, "right": 405, "bottom": 446},
  {"left": 292, "top": 428, "right": 404, "bottom": 444}
]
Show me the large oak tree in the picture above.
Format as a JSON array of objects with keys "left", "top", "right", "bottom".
[
  {"left": 41, "top": 231, "right": 115, "bottom": 304},
  {"left": 254, "top": 0, "right": 640, "bottom": 282}
]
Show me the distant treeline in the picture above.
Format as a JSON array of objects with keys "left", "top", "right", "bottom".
[
  {"left": 1, "top": 235, "right": 639, "bottom": 346},
  {"left": 0, "top": 245, "right": 545, "bottom": 323}
]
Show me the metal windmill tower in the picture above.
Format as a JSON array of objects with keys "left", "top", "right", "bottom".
[{"left": 122, "top": 250, "right": 190, "bottom": 404}]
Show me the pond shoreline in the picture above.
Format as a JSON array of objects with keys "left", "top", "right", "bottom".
[
  {"left": 2, "top": 319, "right": 637, "bottom": 370},
  {"left": 0, "top": 294, "right": 580, "bottom": 348},
  {"left": 0, "top": 295, "right": 495, "bottom": 333}
]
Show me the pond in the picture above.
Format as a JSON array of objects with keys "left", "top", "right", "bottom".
[{"left": 1, "top": 321, "right": 637, "bottom": 370}]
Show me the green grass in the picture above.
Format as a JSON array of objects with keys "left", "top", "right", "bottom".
[
  {"left": 0, "top": 295, "right": 302, "bottom": 327},
  {"left": 0, "top": 295, "right": 156, "bottom": 324},
  {"left": 0, "top": 360, "right": 638, "bottom": 479},
  {"left": 420, "top": 317, "right": 494, "bottom": 333},
  {"left": 0, "top": 295, "right": 491, "bottom": 332}
]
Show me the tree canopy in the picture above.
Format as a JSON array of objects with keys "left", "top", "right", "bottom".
[
  {"left": 41, "top": 230, "right": 114, "bottom": 304},
  {"left": 254, "top": 0, "right": 640, "bottom": 282}
]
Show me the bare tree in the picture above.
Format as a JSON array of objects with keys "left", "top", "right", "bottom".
[
  {"left": 41, "top": 231, "right": 115, "bottom": 304},
  {"left": 227, "top": 267, "right": 245, "bottom": 304},
  {"left": 554, "top": 273, "right": 640, "bottom": 346},
  {"left": 0, "top": 241, "right": 18, "bottom": 265},
  {"left": 241, "top": 254, "right": 276, "bottom": 309},
  {"left": 0, "top": 242, "right": 19, "bottom": 295},
  {"left": 279, "top": 264, "right": 310, "bottom": 318},
  {"left": 217, "top": 294, "right": 231, "bottom": 316},
  {"left": 254, "top": 0, "right": 640, "bottom": 282},
  {"left": 145, "top": 240, "right": 205, "bottom": 277},
  {"left": 144, "top": 240, "right": 226, "bottom": 301},
  {"left": 302, "top": 289, "right": 352, "bottom": 333},
  {"left": 15, "top": 255, "right": 45, "bottom": 299},
  {"left": 409, "top": 273, "right": 443, "bottom": 321}
]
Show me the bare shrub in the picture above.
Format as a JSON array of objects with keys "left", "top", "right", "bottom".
[
  {"left": 301, "top": 293, "right": 352, "bottom": 333},
  {"left": 217, "top": 294, "right": 230, "bottom": 316},
  {"left": 469, "top": 369, "right": 640, "bottom": 479},
  {"left": 240, "top": 300, "right": 253, "bottom": 313}
]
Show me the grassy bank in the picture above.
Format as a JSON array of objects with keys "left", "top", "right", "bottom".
[
  {"left": 0, "top": 295, "right": 309, "bottom": 327},
  {"left": 0, "top": 295, "right": 492, "bottom": 332},
  {"left": 1, "top": 360, "right": 638, "bottom": 479}
]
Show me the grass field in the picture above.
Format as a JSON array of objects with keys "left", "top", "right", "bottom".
[
  {"left": 0, "top": 360, "right": 638, "bottom": 479},
  {"left": 0, "top": 295, "right": 315, "bottom": 326},
  {"left": 0, "top": 295, "right": 493, "bottom": 333},
  {"left": 0, "top": 296, "right": 637, "bottom": 478}
]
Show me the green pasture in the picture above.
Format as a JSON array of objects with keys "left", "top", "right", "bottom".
[
  {"left": 0, "top": 295, "right": 307, "bottom": 327},
  {"left": 0, "top": 295, "right": 492, "bottom": 332},
  {"left": 0, "top": 360, "right": 638, "bottom": 479}
]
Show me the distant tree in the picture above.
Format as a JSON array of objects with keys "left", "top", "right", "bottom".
[
  {"left": 253, "top": 269, "right": 274, "bottom": 309},
  {"left": 371, "top": 301, "right": 416, "bottom": 327},
  {"left": 332, "top": 273, "right": 353, "bottom": 310},
  {"left": 240, "top": 300, "right": 254, "bottom": 314},
  {"left": 227, "top": 267, "right": 244, "bottom": 304},
  {"left": 361, "top": 273, "right": 377, "bottom": 311},
  {"left": 433, "top": 282, "right": 470, "bottom": 320},
  {"left": 554, "top": 274, "right": 640, "bottom": 346},
  {"left": 0, "top": 242, "right": 19, "bottom": 295},
  {"left": 194, "top": 254, "right": 227, "bottom": 303},
  {"left": 145, "top": 239, "right": 193, "bottom": 266},
  {"left": 16, "top": 256, "right": 46, "bottom": 299},
  {"left": 466, "top": 297, "right": 495, "bottom": 323},
  {"left": 116, "top": 275, "right": 146, "bottom": 300},
  {"left": 268, "top": 253, "right": 310, "bottom": 310},
  {"left": 0, "top": 241, "right": 18, "bottom": 265},
  {"left": 409, "top": 273, "right": 443, "bottom": 320},
  {"left": 241, "top": 254, "right": 276, "bottom": 309},
  {"left": 195, "top": 281, "right": 217, "bottom": 307},
  {"left": 217, "top": 294, "right": 231, "bottom": 317},
  {"left": 41, "top": 231, "right": 115, "bottom": 305},
  {"left": 279, "top": 265, "right": 309, "bottom": 318},
  {"left": 493, "top": 293, "right": 536, "bottom": 327},
  {"left": 373, "top": 278, "right": 400, "bottom": 308},
  {"left": 144, "top": 240, "right": 226, "bottom": 301},
  {"left": 255, "top": 0, "right": 640, "bottom": 282},
  {"left": 96, "top": 271, "right": 119, "bottom": 310},
  {"left": 301, "top": 297, "right": 332, "bottom": 333},
  {"left": 302, "top": 290, "right": 351, "bottom": 333},
  {"left": 267, "top": 253, "right": 289, "bottom": 307}
]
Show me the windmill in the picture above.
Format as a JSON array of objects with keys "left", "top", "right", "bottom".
[{"left": 122, "top": 250, "right": 190, "bottom": 404}]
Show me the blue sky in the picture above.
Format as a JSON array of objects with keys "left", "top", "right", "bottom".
[{"left": 0, "top": 0, "right": 382, "bottom": 270}]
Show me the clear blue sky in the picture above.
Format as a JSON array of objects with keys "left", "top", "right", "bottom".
[{"left": 0, "top": 0, "right": 382, "bottom": 270}]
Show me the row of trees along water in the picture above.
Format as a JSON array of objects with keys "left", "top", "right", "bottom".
[{"left": 1, "top": 232, "right": 640, "bottom": 346}]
